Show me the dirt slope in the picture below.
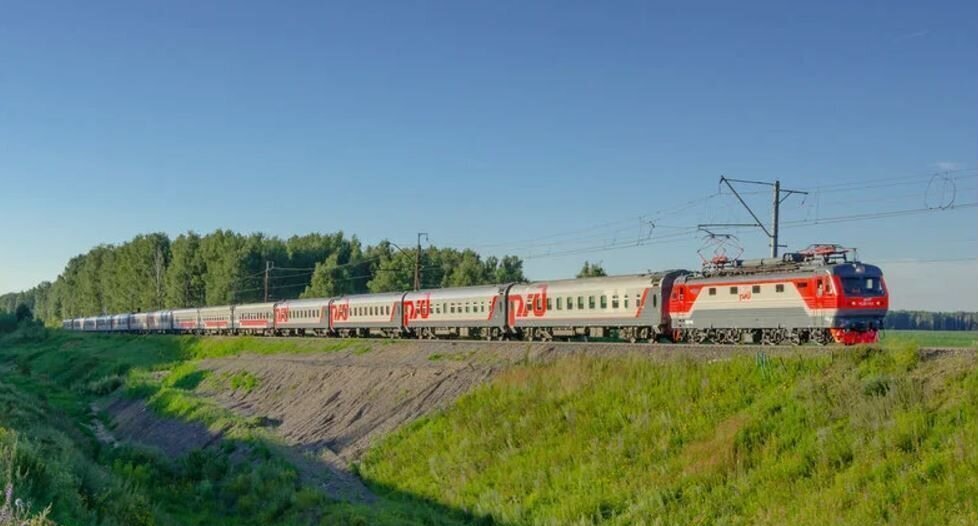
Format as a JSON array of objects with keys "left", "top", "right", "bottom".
[
  {"left": 194, "top": 340, "right": 862, "bottom": 467},
  {"left": 197, "top": 342, "right": 510, "bottom": 468}
]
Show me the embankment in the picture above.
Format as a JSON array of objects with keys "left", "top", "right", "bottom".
[{"left": 0, "top": 331, "right": 976, "bottom": 525}]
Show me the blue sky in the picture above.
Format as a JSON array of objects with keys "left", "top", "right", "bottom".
[{"left": 1, "top": 0, "right": 975, "bottom": 310}]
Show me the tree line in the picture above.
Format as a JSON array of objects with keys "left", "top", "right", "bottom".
[
  {"left": 5, "top": 238, "right": 973, "bottom": 331},
  {"left": 0, "top": 230, "right": 526, "bottom": 324},
  {"left": 883, "top": 311, "right": 978, "bottom": 331}
]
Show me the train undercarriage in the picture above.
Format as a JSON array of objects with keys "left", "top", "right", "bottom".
[
  {"left": 670, "top": 327, "right": 878, "bottom": 345},
  {"left": 140, "top": 324, "right": 877, "bottom": 345}
]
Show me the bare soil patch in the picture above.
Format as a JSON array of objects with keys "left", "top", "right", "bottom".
[
  {"left": 96, "top": 396, "right": 219, "bottom": 457},
  {"left": 194, "top": 339, "right": 906, "bottom": 466}
]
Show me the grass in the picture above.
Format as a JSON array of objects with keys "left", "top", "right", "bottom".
[
  {"left": 0, "top": 329, "right": 485, "bottom": 525},
  {"left": 360, "top": 344, "right": 978, "bottom": 525},
  {"left": 1, "top": 328, "right": 976, "bottom": 524},
  {"left": 881, "top": 330, "right": 978, "bottom": 349}
]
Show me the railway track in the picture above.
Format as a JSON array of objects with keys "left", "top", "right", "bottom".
[{"left": 195, "top": 335, "right": 975, "bottom": 363}]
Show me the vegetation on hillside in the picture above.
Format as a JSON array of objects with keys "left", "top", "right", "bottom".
[
  {"left": 360, "top": 344, "right": 978, "bottom": 525},
  {"left": 0, "top": 231, "right": 526, "bottom": 325},
  {"left": 0, "top": 326, "right": 976, "bottom": 525},
  {"left": 882, "top": 330, "right": 978, "bottom": 349},
  {"left": 0, "top": 329, "right": 485, "bottom": 525}
]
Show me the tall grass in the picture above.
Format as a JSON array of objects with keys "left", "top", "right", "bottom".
[
  {"left": 3, "top": 329, "right": 977, "bottom": 524},
  {"left": 361, "top": 346, "right": 978, "bottom": 525},
  {"left": 881, "top": 329, "right": 978, "bottom": 349},
  {"left": 0, "top": 329, "right": 478, "bottom": 525}
]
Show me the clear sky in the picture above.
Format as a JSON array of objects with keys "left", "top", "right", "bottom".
[{"left": 1, "top": 0, "right": 975, "bottom": 310}]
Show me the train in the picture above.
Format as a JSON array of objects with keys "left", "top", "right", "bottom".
[{"left": 62, "top": 244, "right": 888, "bottom": 345}]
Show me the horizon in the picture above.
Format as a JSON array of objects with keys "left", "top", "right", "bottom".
[{"left": 1, "top": 1, "right": 975, "bottom": 311}]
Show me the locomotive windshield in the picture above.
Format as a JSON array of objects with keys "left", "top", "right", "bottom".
[{"left": 841, "top": 276, "right": 884, "bottom": 297}]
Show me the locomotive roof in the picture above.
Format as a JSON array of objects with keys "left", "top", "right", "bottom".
[{"left": 683, "top": 260, "right": 883, "bottom": 283}]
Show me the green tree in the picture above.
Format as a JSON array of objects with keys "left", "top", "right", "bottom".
[
  {"left": 576, "top": 261, "right": 607, "bottom": 278},
  {"left": 486, "top": 255, "right": 526, "bottom": 283},
  {"left": 367, "top": 243, "right": 414, "bottom": 293},
  {"left": 302, "top": 238, "right": 367, "bottom": 298},
  {"left": 14, "top": 303, "right": 32, "bottom": 322},
  {"left": 448, "top": 250, "right": 486, "bottom": 287},
  {"left": 166, "top": 232, "right": 207, "bottom": 308}
]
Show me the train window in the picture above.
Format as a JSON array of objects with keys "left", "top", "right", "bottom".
[
  {"left": 450, "top": 304, "right": 455, "bottom": 314},
  {"left": 600, "top": 295, "right": 607, "bottom": 309},
  {"left": 752, "top": 285, "right": 761, "bottom": 294},
  {"left": 611, "top": 295, "right": 619, "bottom": 309},
  {"left": 556, "top": 297, "right": 562, "bottom": 310},
  {"left": 566, "top": 297, "right": 573, "bottom": 310},
  {"left": 708, "top": 288, "right": 716, "bottom": 296},
  {"left": 730, "top": 287, "right": 737, "bottom": 295},
  {"left": 546, "top": 298, "right": 552, "bottom": 310},
  {"left": 776, "top": 284, "right": 784, "bottom": 293},
  {"left": 481, "top": 303, "right": 486, "bottom": 313},
  {"left": 578, "top": 297, "right": 585, "bottom": 310},
  {"left": 797, "top": 282, "right": 808, "bottom": 289},
  {"left": 588, "top": 296, "right": 595, "bottom": 309},
  {"left": 464, "top": 303, "right": 469, "bottom": 313},
  {"left": 817, "top": 281, "right": 824, "bottom": 296},
  {"left": 653, "top": 295, "right": 657, "bottom": 307},
  {"left": 624, "top": 295, "right": 629, "bottom": 308}
]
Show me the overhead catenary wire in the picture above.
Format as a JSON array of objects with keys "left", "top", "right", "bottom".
[{"left": 219, "top": 169, "right": 978, "bottom": 299}]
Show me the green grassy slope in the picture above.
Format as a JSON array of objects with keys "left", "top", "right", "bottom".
[
  {"left": 0, "top": 330, "right": 481, "bottom": 526},
  {"left": 882, "top": 329, "right": 978, "bottom": 349},
  {"left": 360, "top": 346, "right": 978, "bottom": 525},
  {"left": 1, "top": 328, "right": 976, "bottom": 525}
]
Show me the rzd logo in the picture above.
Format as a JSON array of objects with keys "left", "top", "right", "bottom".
[
  {"left": 509, "top": 286, "right": 547, "bottom": 325},
  {"left": 403, "top": 294, "right": 431, "bottom": 326},
  {"left": 331, "top": 302, "right": 350, "bottom": 322}
]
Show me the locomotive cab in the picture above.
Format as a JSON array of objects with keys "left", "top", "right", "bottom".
[{"left": 828, "top": 262, "right": 888, "bottom": 344}]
